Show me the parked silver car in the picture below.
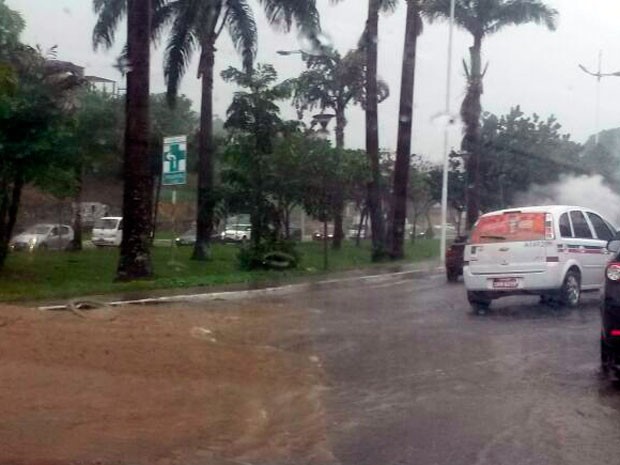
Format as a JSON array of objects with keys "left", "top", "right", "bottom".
[{"left": 10, "top": 224, "right": 74, "bottom": 251}]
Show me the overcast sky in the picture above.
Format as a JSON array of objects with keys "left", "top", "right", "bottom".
[{"left": 8, "top": 0, "right": 620, "bottom": 162}]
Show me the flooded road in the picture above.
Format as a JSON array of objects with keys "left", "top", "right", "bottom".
[{"left": 272, "top": 273, "right": 620, "bottom": 465}]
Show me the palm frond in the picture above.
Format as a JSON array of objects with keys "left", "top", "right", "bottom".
[
  {"left": 164, "top": 6, "right": 198, "bottom": 105},
  {"left": 92, "top": 0, "right": 126, "bottom": 50},
  {"left": 420, "top": 0, "right": 479, "bottom": 35},
  {"left": 380, "top": 0, "right": 399, "bottom": 13},
  {"left": 421, "top": 0, "right": 557, "bottom": 36},
  {"left": 224, "top": 0, "right": 258, "bottom": 72},
  {"left": 152, "top": 0, "right": 180, "bottom": 44},
  {"left": 484, "top": 0, "right": 558, "bottom": 34},
  {"left": 258, "top": 0, "right": 321, "bottom": 44}
]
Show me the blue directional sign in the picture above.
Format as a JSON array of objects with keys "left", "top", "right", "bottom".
[{"left": 162, "top": 135, "right": 187, "bottom": 185}]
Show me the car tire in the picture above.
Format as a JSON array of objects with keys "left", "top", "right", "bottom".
[
  {"left": 38, "top": 243, "right": 48, "bottom": 250},
  {"left": 601, "top": 338, "right": 611, "bottom": 375},
  {"left": 467, "top": 291, "right": 491, "bottom": 313},
  {"left": 446, "top": 268, "right": 459, "bottom": 283},
  {"left": 559, "top": 270, "right": 581, "bottom": 308}
]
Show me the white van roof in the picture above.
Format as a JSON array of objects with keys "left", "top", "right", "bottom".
[{"left": 479, "top": 205, "right": 601, "bottom": 218}]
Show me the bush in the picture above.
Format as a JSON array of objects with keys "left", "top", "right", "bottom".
[{"left": 237, "top": 240, "right": 300, "bottom": 271}]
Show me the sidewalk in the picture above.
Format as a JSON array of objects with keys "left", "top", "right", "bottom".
[{"left": 38, "top": 259, "right": 444, "bottom": 311}]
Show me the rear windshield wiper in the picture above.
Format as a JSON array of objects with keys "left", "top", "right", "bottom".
[{"left": 480, "top": 235, "right": 506, "bottom": 240}]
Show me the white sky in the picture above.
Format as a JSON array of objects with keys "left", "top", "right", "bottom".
[{"left": 8, "top": 0, "right": 620, "bottom": 162}]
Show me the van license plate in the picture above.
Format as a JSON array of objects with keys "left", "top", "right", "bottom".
[{"left": 493, "top": 278, "right": 519, "bottom": 289}]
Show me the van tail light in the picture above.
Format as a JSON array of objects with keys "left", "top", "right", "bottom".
[
  {"left": 544, "top": 213, "right": 554, "bottom": 240},
  {"left": 611, "top": 330, "right": 620, "bottom": 337},
  {"left": 607, "top": 263, "right": 620, "bottom": 281}
]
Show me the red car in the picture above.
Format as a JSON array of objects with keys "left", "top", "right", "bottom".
[{"left": 446, "top": 235, "right": 468, "bottom": 283}]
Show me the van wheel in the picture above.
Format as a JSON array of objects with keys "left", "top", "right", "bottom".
[
  {"left": 559, "top": 270, "right": 581, "bottom": 308},
  {"left": 467, "top": 291, "right": 491, "bottom": 314}
]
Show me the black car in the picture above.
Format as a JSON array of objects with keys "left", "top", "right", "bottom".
[
  {"left": 445, "top": 235, "right": 468, "bottom": 283},
  {"left": 601, "top": 232, "right": 620, "bottom": 375}
]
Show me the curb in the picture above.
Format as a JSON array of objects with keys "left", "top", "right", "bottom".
[{"left": 37, "top": 265, "right": 444, "bottom": 311}]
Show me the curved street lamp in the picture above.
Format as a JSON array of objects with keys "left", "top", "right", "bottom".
[{"left": 578, "top": 51, "right": 620, "bottom": 144}]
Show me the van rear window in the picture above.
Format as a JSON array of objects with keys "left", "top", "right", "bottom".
[
  {"left": 94, "top": 219, "right": 119, "bottom": 229},
  {"left": 471, "top": 212, "right": 546, "bottom": 243}
]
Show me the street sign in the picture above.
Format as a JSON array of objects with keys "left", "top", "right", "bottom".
[{"left": 162, "top": 135, "right": 187, "bottom": 185}]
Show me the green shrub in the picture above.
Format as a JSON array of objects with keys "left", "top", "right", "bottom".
[{"left": 237, "top": 240, "right": 300, "bottom": 270}]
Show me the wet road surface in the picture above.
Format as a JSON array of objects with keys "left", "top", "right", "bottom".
[{"left": 270, "top": 273, "right": 620, "bottom": 465}]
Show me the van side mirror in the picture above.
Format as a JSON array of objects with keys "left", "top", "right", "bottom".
[{"left": 607, "top": 232, "right": 620, "bottom": 253}]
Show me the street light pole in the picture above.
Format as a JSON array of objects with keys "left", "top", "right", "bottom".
[
  {"left": 579, "top": 51, "right": 620, "bottom": 144},
  {"left": 440, "top": 0, "right": 456, "bottom": 268},
  {"left": 311, "top": 113, "right": 335, "bottom": 271}
]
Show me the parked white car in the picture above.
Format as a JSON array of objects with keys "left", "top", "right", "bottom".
[
  {"left": 221, "top": 225, "right": 251, "bottom": 242},
  {"left": 91, "top": 216, "right": 123, "bottom": 247},
  {"left": 10, "top": 224, "right": 74, "bottom": 251},
  {"left": 464, "top": 205, "right": 617, "bottom": 311}
]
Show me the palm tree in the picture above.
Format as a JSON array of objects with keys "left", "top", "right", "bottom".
[
  {"left": 116, "top": 0, "right": 153, "bottom": 280},
  {"left": 362, "top": 0, "right": 397, "bottom": 261},
  {"left": 387, "top": 0, "right": 423, "bottom": 259},
  {"left": 93, "top": 0, "right": 322, "bottom": 261},
  {"left": 423, "top": 0, "right": 557, "bottom": 229},
  {"left": 289, "top": 48, "right": 389, "bottom": 249}
]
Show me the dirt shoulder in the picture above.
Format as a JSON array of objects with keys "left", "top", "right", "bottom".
[{"left": 0, "top": 301, "right": 334, "bottom": 465}]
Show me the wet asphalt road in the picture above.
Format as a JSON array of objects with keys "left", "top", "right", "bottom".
[{"left": 274, "top": 272, "right": 620, "bottom": 465}]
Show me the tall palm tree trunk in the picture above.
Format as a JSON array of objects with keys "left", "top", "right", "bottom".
[
  {"left": 70, "top": 165, "right": 83, "bottom": 251},
  {"left": 116, "top": 0, "right": 153, "bottom": 281},
  {"left": 0, "top": 172, "right": 24, "bottom": 270},
  {"left": 388, "top": 0, "right": 420, "bottom": 259},
  {"left": 332, "top": 107, "right": 346, "bottom": 250},
  {"left": 463, "top": 33, "right": 483, "bottom": 230},
  {"left": 365, "top": 0, "right": 387, "bottom": 261},
  {"left": 192, "top": 40, "right": 216, "bottom": 261}
]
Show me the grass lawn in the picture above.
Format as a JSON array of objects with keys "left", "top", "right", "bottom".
[{"left": 0, "top": 239, "right": 439, "bottom": 303}]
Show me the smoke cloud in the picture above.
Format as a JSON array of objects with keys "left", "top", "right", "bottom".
[{"left": 514, "top": 175, "right": 620, "bottom": 227}]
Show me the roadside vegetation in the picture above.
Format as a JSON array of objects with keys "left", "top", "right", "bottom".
[
  {"left": 3, "top": 0, "right": 617, "bottom": 289},
  {"left": 0, "top": 239, "right": 439, "bottom": 302}
]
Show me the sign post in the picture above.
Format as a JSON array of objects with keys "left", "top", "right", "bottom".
[{"left": 162, "top": 135, "right": 187, "bottom": 265}]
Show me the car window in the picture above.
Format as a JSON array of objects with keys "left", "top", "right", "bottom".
[
  {"left": 60, "top": 226, "right": 70, "bottom": 235},
  {"left": 587, "top": 212, "right": 614, "bottom": 241},
  {"left": 470, "top": 212, "right": 545, "bottom": 244},
  {"left": 50, "top": 227, "right": 59, "bottom": 236},
  {"left": 569, "top": 211, "right": 593, "bottom": 239},
  {"left": 118, "top": 220, "right": 123, "bottom": 231},
  {"left": 94, "top": 218, "right": 119, "bottom": 229},
  {"left": 27, "top": 225, "right": 51, "bottom": 235},
  {"left": 559, "top": 213, "right": 572, "bottom": 238}
]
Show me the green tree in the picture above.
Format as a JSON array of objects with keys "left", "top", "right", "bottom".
[
  {"left": 221, "top": 64, "right": 292, "bottom": 250},
  {"left": 423, "top": 0, "right": 557, "bottom": 229},
  {"left": 68, "top": 88, "right": 123, "bottom": 249},
  {"left": 0, "top": 7, "right": 84, "bottom": 268},
  {"left": 93, "top": 0, "right": 323, "bottom": 262},
  {"left": 450, "top": 107, "right": 582, "bottom": 213},
  {"left": 289, "top": 48, "right": 389, "bottom": 250}
]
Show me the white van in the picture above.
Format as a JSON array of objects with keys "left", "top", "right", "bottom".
[
  {"left": 91, "top": 216, "right": 123, "bottom": 247},
  {"left": 464, "top": 205, "right": 617, "bottom": 310}
]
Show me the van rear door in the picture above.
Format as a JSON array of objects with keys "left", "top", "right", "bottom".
[{"left": 468, "top": 211, "right": 548, "bottom": 276}]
